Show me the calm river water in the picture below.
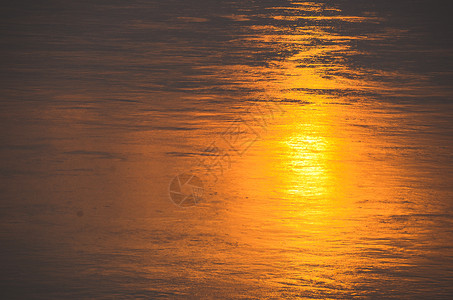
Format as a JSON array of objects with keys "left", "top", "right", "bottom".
[{"left": 1, "top": 0, "right": 452, "bottom": 298}]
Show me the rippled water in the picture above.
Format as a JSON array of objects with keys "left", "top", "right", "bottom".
[{"left": 1, "top": 0, "right": 453, "bottom": 298}]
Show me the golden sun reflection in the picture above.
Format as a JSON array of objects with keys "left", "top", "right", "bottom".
[
  {"left": 201, "top": 2, "right": 451, "bottom": 295},
  {"left": 283, "top": 112, "right": 332, "bottom": 198}
]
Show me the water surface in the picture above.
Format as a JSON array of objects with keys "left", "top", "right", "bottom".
[{"left": 1, "top": 0, "right": 453, "bottom": 298}]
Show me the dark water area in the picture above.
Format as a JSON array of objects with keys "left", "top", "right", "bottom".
[{"left": 1, "top": 0, "right": 453, "bottom": 299}]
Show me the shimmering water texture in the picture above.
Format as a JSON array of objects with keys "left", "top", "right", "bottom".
[{"left": 1, "top": 0, "right": 452, "bottom": 298}]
